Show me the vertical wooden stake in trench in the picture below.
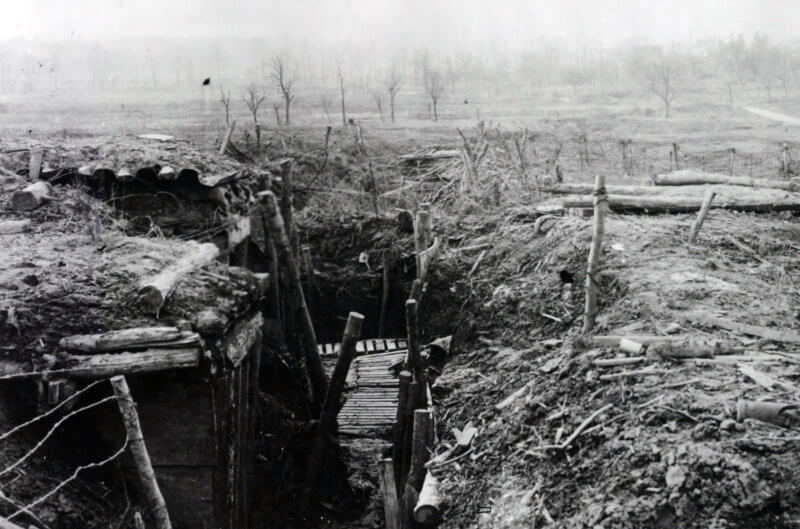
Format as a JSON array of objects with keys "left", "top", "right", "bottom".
[
  {"left": 403, "top": 409, "right": 433, "bottom": 528},
  {"left": 392, "top": 371, "right": 412, "bottom": 489},
  {"left": 279, "top": 162, "right": 300, "bottom": 260},
  {"left": 110, "top": 376, "right": 172, "bottom": 529},
  {"left": 414, "top": 209, "right": 431, "bottom": 276},
  {"left": 688, "top": 190, "right": 716, "bottom": 244},
  {"left": 259, "top": 191, "right": 326, "bottom": 413},
  {"left": 400, "top": 381, "right": 419, "bottom": 489},
  {"left": 582, "top": 174, "right": 606, "bottom": 334},
  {"left": 297, "top": 312, "right": 364, "bottom": 522},
  {"left": 379, "top": 250, "right": 393, "bottom": 339},
  {"left": 404, "top": 299, "right": 426, "bottom": 390},
  {"left": 259, "top": 175, "right": 281, "bottom": 322},
  {"left": 29, "top": 149, "right": 43, "bottom": 181},
  {"left": 301, "top": 245, "right": 316, "bottom": 317},
  {"left": 379, "top": 458, "right": 402, "bottom": 529}
]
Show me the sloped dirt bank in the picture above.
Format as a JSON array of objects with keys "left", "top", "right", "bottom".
[{"left": 429, "top": 210, "right": 800, "bottom": 529}]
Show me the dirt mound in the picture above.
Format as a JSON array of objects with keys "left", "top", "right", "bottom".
[{"left": 429, "top": 208, "right": 800, "bottom": 528}]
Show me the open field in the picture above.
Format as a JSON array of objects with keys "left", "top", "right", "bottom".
[{"left": 5, "top": 75, "right": 800, "bottom": 529}]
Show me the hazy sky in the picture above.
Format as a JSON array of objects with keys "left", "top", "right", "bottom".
[{"left": 4, "top": 0, "right": 799, "bottom": 49}]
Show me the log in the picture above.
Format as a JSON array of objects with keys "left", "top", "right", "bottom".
[
  {"left": 684, "top": 314, "right": 800, "bottom": 344},
  {"left": 401, "top": 381, "right": 419, "bottom": 488},
  {"left": 736, "top": 398, "right": 800, "bottom": 427},
  {"left": 542, "top": 183, "right": 665, "bottom": 195},
  {"left": 379, "top": 458, "right": 402, "bottom": 529},
  {"left": 110, "top": 376, "right": 172, "bottom": 529},
  {"left": 279, "top": 162, "right": 299, "bottom": 259},
  {"left": 577, "top": 335, "right": 676, "bottom": 347},
  {"left": 561, "top": 194, "right": 800, "bottom": 214},
  {"left": 298, "top": 312, "right": 364, "bottom": 521},
  {"left": 259, "top": 191, "right": 326, "bottom": 412},
  {"left": 414, "top": 472, "right": 443, "bottom": 525},
  {"left": 219, "top": 120, "right": 236, "bottom": 155},
  {"left": 583, "top": 174, "right": 606, "bottom": 333},
  {"left": 647, "top": 338, "right": 743, "bottom": 359},
  {"left": 0, "top": 517, "right": 27, "bottom": 529},
  {"left": 258, "top": 175, "right": 282, "bottom": 321},
  {"left": 653, "top": 169, "right": 799, "bottom": 191},
  {"left": 688, "top": 190, "right": 716, "bottom": 243},
  {"left": 58, "top": 327, "right": 186, "bottom": 352},
  {"left": 60, "top": 348, "right": 201, "bottom": 377},
  {"left": 11, "top": 181, "right": 53, "bottom": 211},
  {"left": 137, "top": 242, "right": 219, "bottom": 316},
  {"left": 406, "top": 409, "right": 432, "bottom": 491},
  {"left": 0, "top": 219, "right": 31, "bottom": 235}
]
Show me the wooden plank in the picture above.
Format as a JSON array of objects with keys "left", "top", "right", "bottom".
[{"left": 126, "top": 466, "right": 213, "bottom": 529}]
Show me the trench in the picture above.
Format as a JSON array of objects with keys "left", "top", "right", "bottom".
[{"left": 28, "top": 161, "right": 458, "bottom": 528}]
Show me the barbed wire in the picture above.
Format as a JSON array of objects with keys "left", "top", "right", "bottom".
[
  {"left": 0, "top": 395, "right": 116, "bottom": 478},
  {"left": 0, "top": 380, "right": 105, "bottom": 443},
  {"left": 5, "top": 439, "right": 128, "bottom": 523}
]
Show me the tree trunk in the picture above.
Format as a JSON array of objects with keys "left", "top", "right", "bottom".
[
  {"left": 284, "top": 95, "right": 291, "bottom": 125},
  {"left": 390, "top": 93, "right": 396, "bottom": 123},
  {"left": 433, "top": 99, "right": 438, "bottom": 121}
]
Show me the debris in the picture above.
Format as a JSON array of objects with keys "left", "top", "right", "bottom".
[
  {"left": 685, "top": 313, "right": 800, "bottom": 344},
  {"left": 137, "top": 134, "right": 174, "bottom": 142},
  {"left": 653, "top": 169, "right": 799, "bottom": 191},
  {"left": 736, "top": 399, "right": 800, "bottom": 427},
  {"left": 11, "top": 181, "right": 54, "bottom": 211},
  {"left": 665, "top": 465, "right": 687, "bottom": 489},
  {"left": 495, "top": 381, "right": 534, "bottom": 411}
]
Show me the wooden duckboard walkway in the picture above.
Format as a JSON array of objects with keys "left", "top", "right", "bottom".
[
  {"left": 337, "top": 349, "right": 406, "bottom": 436},
  {"left": 319, "top": 338, "right": 407, "bottom": 357}
]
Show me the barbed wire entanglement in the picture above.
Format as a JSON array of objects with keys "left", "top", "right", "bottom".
[{"left": 0, "top": 377, "right": 128, "bottom": 527}]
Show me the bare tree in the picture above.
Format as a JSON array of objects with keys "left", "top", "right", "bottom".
[
  {"left": 639, "top": 53, "right": 682, "bottom": 118},
  {"left": 219, "top": 87, "right": 232, "bottom": 125},
  {"left": 774, "top": 48, "right": 797, "bottom": 101},
  {"left": 385, "top": 69, "right": 401, "bottom": 123},
  {"left": 371, "top": 90, "right": 385, "bottom": 122},
  {"left": 243, "top": 84, "right": 266, "bottom": 146},
  {"left": 423, "top": 68, "right": 444, "bottom": 121},
  {"left": 337, "top": 63, "right": 347, "bottom": 125},
  {"left": 270, "top": 56, "right": 297, "bottom": 125},
  {"left": 320, "top": 95, "right": 334, "bottom": 123}
]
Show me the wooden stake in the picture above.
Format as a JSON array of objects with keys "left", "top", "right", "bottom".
[
  {"left": 279, "top": 162, "right": 300, "bottom": 259},
  {"left": 379, "top": 250, "right": 393, "bottom": 339},
  {"left": 297, "top": 312, "right": 364, "bottom": 521},
  {"left": 401, "top": 381, "right": 419, "bottom": 488},
  {"left": 219, "top": 120, "right": 236, "bottom": 155},
  {"left": 28, "top": 149, "right": 43, "bottom": 181},
  {"left": 259, "top": 175, "right": 282, "bottom": 322},
  {"left": 414, "top": 209, "right": 431, "bottom": 276},
  {"left": 110, "top": 376, "right": 172, "bottom": 529},
  {"left": 405, "top": 300, "right": 426, "bottom": 387},
  {"left": 582, "top": 174, "right": 606, "bottom": 334},
  {"left": 392, "top": 371, "right": 412, "bottom": 488},
  {"left": 379, "top": 458, "right": 402, "bottom": 529},
  {"left": 403, "top": 409, "right": 433, "bottom": 527},
  {"left": 688, "top": 190, "right": 716, "bottom": 244},
  {"left": 301, "top": 245, "right": 316, "bottom": 317},
  {"left": 259, "top": 191, "right": 326, "bottom": 413}
]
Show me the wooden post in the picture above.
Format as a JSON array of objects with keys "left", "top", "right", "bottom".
[
  {"left": 403, "top": 409, "right": 433, "bottom": 528},
  {"left": 688, "top": 190, "right": 716, "bottom": 244},
  {"left": 279, "top": 162, "right": 300, "bottom": 260},
  {"left": 379, "top": 250, "right": 393, "bottom": 338},
  {"left": 728, "top": 148, "right": 736, "bottom": 176},
  {"left": 219, "top": 120, "right": 236, "bottom": 155},
  {"left": 110, "top": 376, "right": 172, "bottom": 529},
  {"left": 405, "top": 300, "right": 426, "bottom": 388},
  {"left": 301, "top": 245, "right": 316, "bottom": 317},
  {"left": 29, "top": 149, "right": 43, "bottom": 181},
  {"left": 414, "top": 209, "right": 431, "bottom": 276},
  {"left": 401, "top": 381, "right": 419, "bottom": 488},
  {"left": 259, "top": 175, "right": 281, "bottom": 322},
  {"left": 582, "top": 174, "right": 606, "bottom": 334},
  {"left": 297, "top": 312, "right": 364, "bottom": 522},
  {"left": 392, "top": 371, "right": 412, "bottom": 489},
  {"left": 379, "top": 458, "right": 402, "bottom": 529},
  {"left": 259, "top": 191, "right": 326, "bottom": 413}
]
